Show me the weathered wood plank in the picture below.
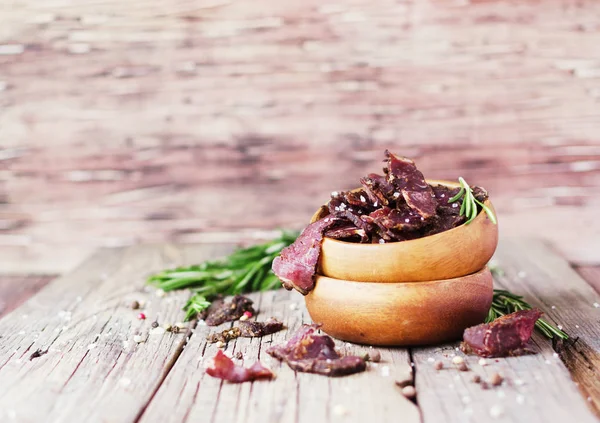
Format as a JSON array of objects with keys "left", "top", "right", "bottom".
[
  {"left": 0, "top": 244, "right": 232, "bottom": 423},
  {"left": 140, "top": 289, "right": 419, "bottom": 423},
  {"left": 0, "top": 275, "right": 55, "bottom": 318},
  {"left": 576, "top": 266, "right": 600, "bottom": 294},
  {"left": 413, "top": 239, "right": 600, "bottom": 422},
  {"left": 2, "top": 0, "right": 600, "bottom": 272}
]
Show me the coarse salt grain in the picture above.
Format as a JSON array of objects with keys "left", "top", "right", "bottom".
[
  {"left": 239, "top": 314, "right": 249, "bottom": 321},
  {"left": 427, "top": 357, "right": 435, "bottom": 363},
  {"left": 452, "top": 356, "right": 464, "bottom": 365},
  {"left": 551, "top": 306, "right": 556, "bottom": 309},
  {"left": 557, "top": 325, "right": 563, "bottom": 330},
  {"left": 489, "top": 405, "right": 504, "bottom": 418},
  {"left": 381, "top": 366, "right": 390, "bottom": 377},
  {"left": 133, "top": 335, "right": 144, "bottom": 343},
  {"left": 119, "top": 377, "right": 132, "bottom": 387},
  {"left": 576, "top": 325, "right": 580, "bottom": 328},
  {"left": 216, "top": 341, "right": 225, "bottom": 348},
  {"left": 87, "top": 343, "right": 98, "bottom": 350},
  {"left": 331, "top": 191, "right": 338, "bottom": 197},
  {"left": 332, "top": 405, "right": 347, "bottom": 416},
  {"left": 393, "top": 192, "right": 400, "bottom": 198},
  {"left": 404, "top": 218, "right": 410, "bottom": 223},
  {"left": 289, "top": 303, "right": 298, "bottom": 310},
  {"left": 594, "top": 302, "right": 599, "bottom": 308},
  {"left": 156, "top": 289, "right": 165, "bottom": 297},
  {"left": 452, "top": 203, "right": 458, "bottom": 208},
  {"left": 360, "top": 195, "right": 366, "bottom": 202},
  {"left": 374, "top": 201, "right": 378, "bottom": 207},
  {"left": 379, "top": 239, "right": 385, "bottom": 244},
  {"left": 478, "top": 358, "right": 488, "bottom": 366}
]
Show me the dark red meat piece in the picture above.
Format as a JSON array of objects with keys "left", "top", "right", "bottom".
[
  {"left": 200, "top": 295, "right": 255, "bottom": 326},
  {"left": 239, "top": 317, "right": 285, "bottom": 337},
  {"left": 461, "top": 309, "right": 542, "bottom": 357},
  {"left": 324, "top": 223, "right": 368, "bottom": 243},
  {"left": 206, "top": 350, "right": 274, "bottom": 383},
  {"left": 360, "top": 173, "right": 396, "bottom": 206},
  {"left": 267, "top": 325, "right": 366, "bottom": 377},
  {"left": 385, "top": 151, "right": 437, "bottom": 219},
  {"left": 272, "top": 217, "right": 338, "bottom": 295}
]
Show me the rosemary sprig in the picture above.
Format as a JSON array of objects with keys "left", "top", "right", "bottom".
[
  {"left": 449, "top": 177, "right": 497, "bottom": 225},
  {"left": 488, "top": 289, "right": 569, "bottom": 340},
  {"left": 147, "top": 231, "right": 298, "bottom": 321}
]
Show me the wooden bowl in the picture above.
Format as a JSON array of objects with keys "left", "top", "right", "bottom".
[
  {"left": 304, "top": 267, "right": 493, "bottom": 346},
  {"left": 310, "top": 180, "right": 498, "bottom": 283}
]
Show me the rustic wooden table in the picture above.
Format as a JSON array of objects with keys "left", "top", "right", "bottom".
[{"left": 0, "top": 239, "right": 599, "bottom": 423}]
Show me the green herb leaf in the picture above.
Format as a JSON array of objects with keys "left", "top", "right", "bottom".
[
  {"left": 449, "top": 177, "right": 497, "bottom": 225},
  {"left": 147, "top": 231, "right": 299, "bottom": 321},
  {"left": 488, "top": 289, "right": 569, "bottom": 340}
]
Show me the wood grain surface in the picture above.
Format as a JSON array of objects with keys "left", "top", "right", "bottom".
[
  {"left": 415, "top": 239, "right": 600, "bottom": 422},
  {"left": 1, "top": 240, "right": 600, "bottom": 422},
  {"left": 0, "top": 244, "right": 232, "bottom": 423},
  {"left": 1, "top": 0, "right": 600, "bottom": 274},
  {"left": 0, "top": 275, "right": 54, "bottom": 318}
]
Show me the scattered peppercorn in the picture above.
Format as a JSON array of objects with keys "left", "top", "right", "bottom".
[
  {"left": 458, "top": 362, "right": 469, "bottom": 372},
  {"left": 480, "top": 381, "right": 490, "bottom": 390},
  {"left": 434, "top": 361, "right": 444, "bottom": 370},
  {"left": 472, "top": 375, "right": 482, "bottom": 384},
  {"left": 489, "top": 373, "right": 503, "bottom": 386},
  {"left": 29, "top": 349, "right": 48, "bottom": 361},
  {"left": 151, "top": 321, "right": 159, "bottom": 328},
  {"left": 401, "top": 385, "right": 416, "bottom": 399},
  {"left": 131, "top": 300, "right": 140, "bottom": 310},
  {"left": 137, "top": 313, "right": 146, "bottom": 320},
  {"left": 368, "top": 350, "right": 381, "bottom": 363},
  {"left": 235, "top": 351, "right": 243, "bottom": 360}
]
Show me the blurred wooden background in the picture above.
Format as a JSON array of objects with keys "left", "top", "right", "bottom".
[{"left": 1, "top": 0, "right": 600, "bottom": 274}]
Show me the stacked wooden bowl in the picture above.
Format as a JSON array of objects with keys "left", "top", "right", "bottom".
[{"left": 304, "top": 181, "right": 499, "bottom": 346}]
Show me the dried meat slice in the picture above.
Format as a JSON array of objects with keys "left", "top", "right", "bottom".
[
  {"left": 239, "top": 318, "right": 285, "bottom": 337},
  {"left": 461, "top": 309, "right": 542, "bottom": 357},
  {"left": 360, "top": 173, "right": 396, "bottom": 207},
  {"left": 201, "top": 295, "right": 255, "bottom": 326},
  {"left": 324, "top": 223, "right": 368, "bottom": 243},
  {"left": 272, "top": 217, "right": 338, "bottom": 295},
  {"left": 267, "top": 324, "right": 366, "bottom": 377},
  {"left": 206, "top": 350, "right": 274, "bottom": 383},
  {"left": 385, "top": 151, "right": 437, "bottom": 219}
]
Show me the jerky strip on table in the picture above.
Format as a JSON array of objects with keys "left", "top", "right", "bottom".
[
  {"left": 206, "top": 318, "right": 285, "bottom": 344},
  {"left": 461, "top": 309, "right": 542, "bottom": 357},
  {"left": 272, "top": 217, "right": 338, "bottom": 295},
  {"left": 206, "top": 350, "right": 274, "bottom": 383},
  {"left": 267, "top": 324, "right": 366, "bottom": 377},
  {"left": 200, "top": 295, "right": 255, "bottom": 326}
]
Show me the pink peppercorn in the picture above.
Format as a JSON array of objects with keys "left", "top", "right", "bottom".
[
  {"left": 138, "top": 313, "right": 146, "bottom": 320},
  {"left": 243, "top": 311, "right": 253, "bottom": 318}
]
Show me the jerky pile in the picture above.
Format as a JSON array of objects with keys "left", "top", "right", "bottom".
[
  {"left": 273, "top": 150, "right": 488, "bottom": 294},
  {"left": 461, "top": 309, "right": 542, "bottom": 357},
  {"left": 206, "top": 350, "right": 274, "bottom": 383},
  {"left": 267, "top": 324, "right": 366, "bottom": 376}
]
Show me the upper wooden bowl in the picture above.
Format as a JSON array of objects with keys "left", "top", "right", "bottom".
[
  {"left": 310, "top": 180, "right": 498, "bottom": 283},
  {"left": 304, "top": 267, "right": 493, "bottom": 346}
]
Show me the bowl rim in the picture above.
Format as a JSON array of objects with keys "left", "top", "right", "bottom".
[
  {"left": 312, "top": 179, "right": 494, "bottom": 248},
  {"left": 314, "top": 265, "right": 491, "bottom": 286}
]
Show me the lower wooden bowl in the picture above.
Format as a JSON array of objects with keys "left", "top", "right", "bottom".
[{"left": 304, "top": 267, "right": 493, "bottom": 346}]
